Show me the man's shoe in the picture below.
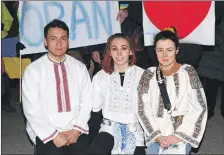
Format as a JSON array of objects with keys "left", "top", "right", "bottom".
[
  {"left": 221, "top": 111, "right": 224, "bottom": 119},
  {"left": 2, "top": 105, "right": 16, "bottom": 112}
]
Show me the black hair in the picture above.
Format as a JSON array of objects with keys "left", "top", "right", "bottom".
[
  {"left": 154, "top": 26, "right": 179, "bottom": 49},
  {"left": 44, "top": 19, "right": 69, "bottom": 39}
]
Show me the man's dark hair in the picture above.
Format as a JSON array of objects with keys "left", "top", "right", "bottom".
[{"left": 44, "top": 19, "right": 69, "bottom": 38}]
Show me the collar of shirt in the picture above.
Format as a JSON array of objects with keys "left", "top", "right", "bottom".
[
  {"left": 47, "top": 54, "right": 66, "bottom": 64},
  {"left": 113, "top": 65, "right": 135, "bottom": 74}
]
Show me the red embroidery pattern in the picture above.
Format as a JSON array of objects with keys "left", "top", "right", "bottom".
[
  {"left": 42, "top": 130, "right": 58, "bottom": 143},
  {"left": 54, "top": 64, "right": 63, "bottom": 113},
  {"left": 61, "top": 63, "right": 71, "bottom": 112},
  {"left": 73, "top": 125, "right": 89, "bottom": 133}
]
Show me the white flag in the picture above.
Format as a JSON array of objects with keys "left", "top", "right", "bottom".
[{"left": 143, "top": 1, "right": 215, "bottom": 46}]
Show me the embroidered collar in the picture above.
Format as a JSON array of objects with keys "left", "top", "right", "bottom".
[
  {"left": 109, "top": 65, "right": 136, "bottom": 114},
  {"left": 114, "top": 65, "right": 134, "bottom": 74},
  {"left": 47, "top": 54, "right": 66, "bottom": 64}
]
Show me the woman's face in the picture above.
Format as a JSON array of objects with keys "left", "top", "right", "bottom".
[
  {"left": 110, "top": 38, "right": 132, "bottom": 70},
  {"left": 155, "top": 39, "right": 178, "bottom": 67}
]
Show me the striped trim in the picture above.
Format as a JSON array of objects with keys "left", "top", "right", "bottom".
[
  {"left": 156, "top": 94, "right": 164, "bottom": 118},
  {"left": 61, "top": 63, "right": 71, "bottom": 112},
  {"left": 54, "top": 64, "right": 63, "bottom": 113},
  {"left": 174, "top": 132, "right": 200, "bottom": 147},
  {"left": 73, "top": 125, "right": 89, "bottom": 133},
  {"left": 137, "top": 69, "right": 159, "bottom": 141},
  {"left": 184, "top": 66, "right": 206, "bottom": 139},
  {"left": 42, "top": 130, "right": 58, "bottom": 143},
  {"left": 145, "top": 130, "right": 161, "bottom": 143},
  {"left": 173, "top": 73, "right": 179, "bottom": 98}
]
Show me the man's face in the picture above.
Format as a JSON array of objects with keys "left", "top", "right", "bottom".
[{"left": 44, "top": 27, "right": 69, "bottom": 58}]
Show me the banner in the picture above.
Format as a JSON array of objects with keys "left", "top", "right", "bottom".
[
  {"left": 143, "top": 1, "right": 215, "bottom": 46},
  {"left": 19, "top": 1, "right": 121, "bottom": 55}
]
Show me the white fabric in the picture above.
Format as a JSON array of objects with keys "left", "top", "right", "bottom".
[
  {"left": 92, "top": 65, "right": 144, "bottom": 124},
  {"left": 142, "top": 2, "right": 215, "bottom": 46},
  {"left": 22, "top": 54, "right": 92, "bottom": 144},
  {"left": 137, "top": 64, "right": 207, "bottom": 148},
  {"left": 92, "top": 65, "right": 145, "bottom": 154},
  {"left": 19, "top": 1, "right": 121, "bottom": 55},
  {"left": 100, "top": 119, "right": 144, "bottom": 154}
]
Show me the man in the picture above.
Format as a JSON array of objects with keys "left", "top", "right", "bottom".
[{"left": 22, "top": 19, "right": 92, "bottom": 155}]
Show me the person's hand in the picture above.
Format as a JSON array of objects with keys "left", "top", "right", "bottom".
[
  {"left": 53, "top": 133, "right": 67, "bottom": 148},
  {"left": 161, "top": 135, "right": 182, "bottom": 147},
  {"left": 62, "top": 129, "right": 81, "bottom": 146},
  {"left": 116, "top": 9, "right": 128, "bottom": 24},
  {"left": 92, "top": 51, "right": 101, "bottom": 64},
  {"left": 156, "top": 136, "right": 169, "bottom": 149}
]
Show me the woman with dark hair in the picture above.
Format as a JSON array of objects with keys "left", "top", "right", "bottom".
[
  {"left": 89, "top": 33, "right": 145, "bottom": 155},
  {"left": 137, "top": 27, "right": 207, "bottom": 154}
]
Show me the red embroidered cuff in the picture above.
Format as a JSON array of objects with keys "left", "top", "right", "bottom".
[
  {"left": 73, "top": 125, "right": 89, "bottom": 134},
  {"left": 42, "top": 130, "right": 58, "bottom": 143}
]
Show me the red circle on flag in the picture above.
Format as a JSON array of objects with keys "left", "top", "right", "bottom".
[{"left": 143, "top": 1, "right": 212, "bottom": 39}]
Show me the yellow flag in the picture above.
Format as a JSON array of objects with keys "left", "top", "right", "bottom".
[{"left": 2, "top": 57, "right": 31, "bottom": 79}]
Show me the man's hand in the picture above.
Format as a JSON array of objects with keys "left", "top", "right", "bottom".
[
  {"left": 53, "top": 133, "right": 67, "bottom": 148},
  {"left": 92, "top": 51, "right": 101, "bottom": 64},
  {"left": 162, "top": 135, "right": 182, "bottom": 147},
  {"left": 62, "top": 129, "right": 81, "bottom": 146},
  {"left": 116, "top": 9, "right": 128, "bottom": 24}
]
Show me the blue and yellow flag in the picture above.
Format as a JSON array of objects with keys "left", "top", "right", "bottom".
[{"left": 120, "top": 4, "right": 129, "bottom": 10}]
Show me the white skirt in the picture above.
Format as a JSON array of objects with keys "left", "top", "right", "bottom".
[{"left": 99, "top": 118, "right": 144, "bottom": 154}]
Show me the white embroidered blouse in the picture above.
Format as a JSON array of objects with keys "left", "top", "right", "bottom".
[
  {"left": 92, "top": 65, "right": 145, "bottom": 124},
  {"left": 137, "top": 64, "right": 207, "bottom": 148}
]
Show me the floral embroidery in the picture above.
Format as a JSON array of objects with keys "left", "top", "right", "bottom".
[
  {"left": 138, "top": 69, "right": 161, "bottom": 140},
  {"left": 174, "top": 132, "right": 200, "bottom": 147},
  {"left": 109, "top": 67, "right": 136, "bottom": 113},
  {"left": 184, "top": 66, "right": 202, "bottom": 89},
  {"left": 156, "top": 77, "right": 167, "bottom": 118},
  {"left": 184, "top": 66, "right": 206, "bottom": 139},
  {"left": 173, "top": 73, "right": 180, "bottom": 98},
  {"left": 156, "top": 94, "right": 164, "bottom": 118}
]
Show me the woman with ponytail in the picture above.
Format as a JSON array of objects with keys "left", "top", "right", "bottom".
[
  {"left": 137, "top": 27, "right": 207, "bottom": 154},
  {"left": 89, "top": 33, "right": 145, "bottom": 155}
]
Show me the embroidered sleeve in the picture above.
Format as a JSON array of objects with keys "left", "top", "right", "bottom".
[
  {"left": 72, "top": 65, "right": 92, "bottom": 134},
  {"left": 22, "top": 66, "right": 59, "bottom": 144},
  {"left": 136, "top": 69, "right": 162, "bottom": 143},
  {"left": 173, "top": 65, "right": 207, "bottom": 148}
]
